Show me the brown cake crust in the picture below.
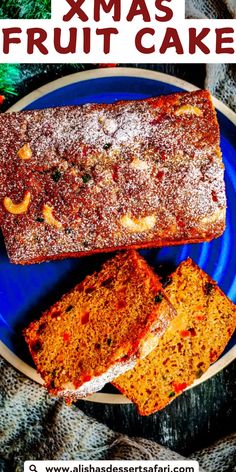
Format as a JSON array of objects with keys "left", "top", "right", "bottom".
[{"left": 0, "top": 90, "right": 226, "bottom": 265}]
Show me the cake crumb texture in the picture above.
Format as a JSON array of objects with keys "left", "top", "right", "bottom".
[{"left": 113, "top": 258, "right": 236, "bottom": 415}]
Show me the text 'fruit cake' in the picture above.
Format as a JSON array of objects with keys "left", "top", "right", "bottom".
[
  {"left": 0, "top": 90, "right": 226, "bottom": 264},
  {"left": 24, "top": 251, "right": 175, "bottom": 400},
  {"left": 113, "top": 258, "right": 236, "bottom": 415}
]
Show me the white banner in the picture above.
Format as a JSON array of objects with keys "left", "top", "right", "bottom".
[
  {"left": 0, "top": 0, "right": 235, "bottom": 63},
  {"left": 24, "top": 460, "right": 199, "bottom": 472}
]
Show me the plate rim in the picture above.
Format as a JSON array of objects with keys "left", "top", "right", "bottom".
[
  {"left": 1, "top": 67, "right": 236, "bottom": 405},
  {"left": 7, "top": 67, "right": 236, "bottom": 126}
]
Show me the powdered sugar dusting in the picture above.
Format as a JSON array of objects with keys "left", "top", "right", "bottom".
[{"left": 0, "top": 90, "right": 226, "bottom": 264}]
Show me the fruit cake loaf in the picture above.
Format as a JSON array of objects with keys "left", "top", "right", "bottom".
[
  {"left": 0, "top": 90, "right": 226, "bottom": 265},
  {"left": 113, "top": 258, "right": 236, "bottom": 416},
  {"left": 23, "top": 251, "right": 176, "bottom": 400}
]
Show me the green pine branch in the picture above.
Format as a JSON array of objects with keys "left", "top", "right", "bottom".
[
  {"left": 0, "top": 0, "right": 51, "bottom": 19},
  {"left": 0, "top": 64, "right": 21, "bottom": 95}
]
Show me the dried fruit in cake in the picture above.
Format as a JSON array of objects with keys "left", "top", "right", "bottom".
[
  {"left": 0, "top": 90, "right": 226, "bottom": 264},
  {"left": 23, "top": 251, "right": 176, "bottom": 401},
  {"left": 113, "top": 258, "right": 236, "bottom": 415}
]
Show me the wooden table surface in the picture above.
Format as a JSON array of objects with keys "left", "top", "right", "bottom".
[
  {"left": 78, "top": 363, "right": 236, "bottom": 456},
  {"left": 3, "top": 63, "right": 236, "bottom": 457}
]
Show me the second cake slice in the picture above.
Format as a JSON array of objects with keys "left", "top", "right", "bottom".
[
  {"left": 113, "top": 258, "right": 236, "bottom": 415},
  {"left": 24, "top": 251, "right": 175, "bottom": 400}
]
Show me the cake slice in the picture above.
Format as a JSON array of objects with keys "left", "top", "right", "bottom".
[
  {"left": 113, "top": 258, "right": 236, "bottom": 415},
  {"left": 0, "top": 90, "right": 226, "bottom": 265},
  {"left": 24, "top": 251, "right": 175, "bottom": 400}
]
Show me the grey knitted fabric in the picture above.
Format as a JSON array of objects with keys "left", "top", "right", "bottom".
[
  {"left": 1, "top": 357, "right": 236, "bottom": 472},
  {"left": 186, "top": 0, "right": 236, "bottom": 112},
  {"left": 0, "top": 357, "right": 207, "bottom": 472},
  {"left": 0, "top": 1, "right": 236, "bottom": 472},
  {"left": 189, "top": 433, "right": 236, "bottom": 472}
]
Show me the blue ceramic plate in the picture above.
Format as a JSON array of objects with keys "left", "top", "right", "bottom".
[{"left": 1, "top": 68, "right": 235, "bottom": 404}]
